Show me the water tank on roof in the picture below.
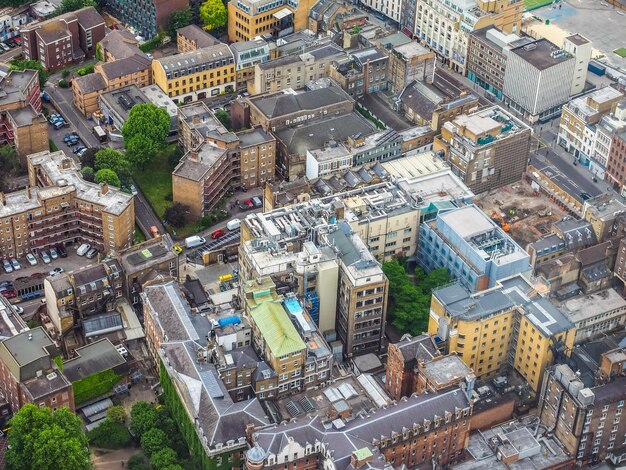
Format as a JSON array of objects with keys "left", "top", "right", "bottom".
[{"left": 218, "top": 315, "right": 241, "bottom": 327}]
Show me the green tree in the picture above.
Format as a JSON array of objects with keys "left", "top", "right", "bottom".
[
  {"left": 55, "top": 0, "right": 96, "bottom": 14},
  {"left": 162, "top": 465, "right": 184, "bottom": 470},
  {"left": 130, "top": 401, "right": 159, "bottom": 438},
  {"left": 125, "top": 134, "right": 159, "bottom": 169},
  {"left": 164, "top": 202, "right": 190, "bottom": 228},
  {"left": 95, "top": 168, "right": 121, "bottom": 187},
  {"left": 168, "top": 7, "right": 193, "bottom": 40},
  {"left": 81, "top": 166, "right": 95, "bottom": 182},
  {"left": 122, "top": 103, "right": 170, "bottom": 150},
  {"left": 141, "top": 428, "right": 169, "bottom": 457},
  {"left": 106, "top": 405, "right": 127, "bottom": 424},
  {"left": 214, "top": 109, "right": 232, "bottom": 130},
  {"left": 6, "top": 405, "right": 91, "bottom": 470},
  {"left": 128, "top": 454, "right": 150, "bottom": 470},
  {"left": 149, "top": 448, "right": 178, "bottom": 470},
  {"left": 95, "top": 148, "right": 130, "bottom": 178},
  {"left": 199, "top": 0, "right": 227, "bottom": 31},
  {"left": 9, "top": 59, "right": 47, "bottom": 88},
  {"left": 86, "top": 419, "right": 131, "bottom": 449}
]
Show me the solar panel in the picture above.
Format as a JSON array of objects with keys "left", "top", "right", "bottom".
[
  {"left": 286, "top": 401, "right": 301, "bottom": 416},
  {"left": 300, "top": 397, "right": 316, "bottom": 413}
]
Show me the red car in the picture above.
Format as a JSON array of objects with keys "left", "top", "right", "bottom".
[
  {"left": 211, "top": 229, "right": 226, "bottom": 240},
  {"left": 151, "top": 226, "right": 160, "bottom": 238},
  {"left": 1, "top": 290, "right": 15, "bottom": 299},
  {"left": 239, "top": 199, "right": 254, "bottom": 210}
]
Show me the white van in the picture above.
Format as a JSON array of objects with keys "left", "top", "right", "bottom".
[
  {"left": 226, "top": 218, "right": 241, "bottom": 231},
  {"left": 185, "top": 235, "right": 206, "bottom": 249}
]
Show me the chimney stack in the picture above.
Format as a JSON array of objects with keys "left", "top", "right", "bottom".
[{"left": 100, "top": 182, "right": 109, "bottom": 196}]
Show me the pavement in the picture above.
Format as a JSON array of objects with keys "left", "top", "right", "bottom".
[
  {"left": 91, "top": 448, "right": 140, "bottom": 469},
  {"left": 0, "top": 47, "right": 22, "bottom": 63}
]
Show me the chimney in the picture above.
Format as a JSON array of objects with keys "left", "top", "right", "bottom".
[
  {"left": 26, "top": 186, "right": 31, "bottom": 199},
  {"left": 0, "top": 192, "right": 4, "bottom": 206},
  {"left": 350, "top": 448, "right": 374, "bottom": 468},
  {"left": 61, "top": 158, "right": 71, "bottom": 169},
  {"left": 100, "top": 182, "right": 109, "bottom": 196},
  {"left": 189, "top": 149, "right": 200, "bottom": 162},
  {"left": 192, "top": 114, "right": 201, "bottom": 124}
]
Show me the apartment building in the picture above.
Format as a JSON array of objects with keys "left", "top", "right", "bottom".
[
  {"left": 176, "top": 25, "right": 219, "bottom": 53},
  {"left": 362, "top": 0, "right": 401, "bottom": 22},
  {"left": 388, "top": 41, "right": 435, "bottom": 94},
  {"left": 230, "top": 38, "right": 270, "bottom": 91},
  {"left": 227, "top": 0, "right": 315, "bottom": 42},
  {"left": 558, "top": 87, "right": 624, "bottom": 170},
  {"left": 502, "top": 39, "right": 575, "bottom": 123},
  {"left": 238, "top": 127, "right": 277, "bottom": 187},
  {"left": 562, "top": 34, "right": 592, "bottom": 96},
  {"left": 406, "top": 0, "right": 523, "bottom": 74},
  {"left": 419, "top": 205, "right": 531, "bottom": 291},
  {"left": 20, "top": 7, "right": 105, "bottom": 71},
  {"left": 594, "top": 100, "right": 626, "bottom": 181},
  {"left": 434, "top": 106, "right": 531, "bottom": 194},
  {"left": 0, "top": 150, "right": 135, "bottom": 259},
  {"left": 99, "top": 29, "right": 142, "bottom": 62},
  {"left": 105, "top": 0, "right": 187, "bottom": 39},
  {"left": 583, "top": 193, "right": 626, "bottom": 242},
  {"left": 0, "top": 66, "right": 48, "bottom": 165},
  {"left": 466, "top": 27, "right": 532, "bottom": 100},
  {"left": 252, "top": 43, "right": 345, "bottom": 95},
  {"left": 245, "top": 382, "right": 473, "bottom": 469},
  {"left": 152, "top": 44, "right": 235, "bottom": 104},
  {"left": 72, "top": 53, "right": 152, "bottom": 115},
  {"left": 538, "top": 364, "right": 626, "bottom": 464},
  {"left": 606, "top": 129, "right": 626, "bottom": 193},
  {"left": 329, "top": 47, "right": 389, "bottom": 98},
  {"left": 429, "top": 274, "right": 576, "bottom": 392},
  {"left": 0, "top": 328, "right": 74, "bottom": 414}
]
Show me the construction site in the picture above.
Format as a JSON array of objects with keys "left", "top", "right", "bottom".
[{"left": 474, "top": 180, "right": 569, "bottom": 250}]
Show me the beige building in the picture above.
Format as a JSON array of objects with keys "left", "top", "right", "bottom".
[
  {"left": 176, "top": 25, "right": 219, "bottom": 53},
  {"left": 388, "top": 42, "right": 435, "bottom": 94}
]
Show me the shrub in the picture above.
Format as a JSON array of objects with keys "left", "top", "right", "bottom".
[
  {"left": 58, "top": 79, "right": 69, "bottom": 88},
  {"left": 87, "top": 419, "right": 131, "bottom": 449},
  {"left": 72, "top": 369, "right": 122, "bottom": 404}
]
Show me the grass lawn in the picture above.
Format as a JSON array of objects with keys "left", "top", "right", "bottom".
[
  {"left": 614, "top": 48, "right": 626, "bottom": 58},
  {"left": 49, "top": 139, "right": 58, "bottom": 152},
  {"left": 134, "top": 226, "right": 146, "bottom": 244},
  {"left": 524, "top": 0, "right": 552, "bottom": 10},
  {"left": 132, "top": 144, "right": 178, "bottom": 218}
]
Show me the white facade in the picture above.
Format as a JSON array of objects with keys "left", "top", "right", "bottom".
[
  {"left": 562, "top": 35, "right": 592, "bottom": 97},
  {"left": 361, "top": 0, "right": 402, "bottom": 23}
]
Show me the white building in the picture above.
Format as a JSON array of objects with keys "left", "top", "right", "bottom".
[
  {"left": 361, "top": 0, "right": 402, "bottom": 23},
  {"left": 591, "top": 101, "right": 626, "bottom": 179},
  {"left": 562, "top": 34, "right": 592, "bottom": 97}
]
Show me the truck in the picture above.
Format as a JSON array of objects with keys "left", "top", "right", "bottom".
[
  {"left": 93, "top": 125, "right": 108, "bottom": 142},
  {"left": 185, "top": 235, "right": 206, "bottom": 249},
  {"left": 226, "top": 218, "right": 241, "bottom": 231}
]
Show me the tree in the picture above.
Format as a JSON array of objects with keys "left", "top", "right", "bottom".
[
  {"left": 95, "top": 169, "right": 121, "bottom": 187},
  {"left": 106, "top": 405, "right": 127, "bottom": 425},
  {"left": 141, "top": 428, "right": 169, "bottom": 457},
  {"left": 9, "top": 59, "right": 47, "bottom": 88},
  {"left": 149, "top": 448, "right": 178, "bottom": 470},
  {"left": 81, "top": 166, "right": 94, "bottom": 182},
  {"left": 168, "top": 7, "right": 192, "bottom": 40},
  {"left": 122, "top": 103, "right": 170, "bottom": 150},
  {"left": 162, "top": 465, "right": 184, "bottom": 470},
  {"left": 79, "top": 146, "right": 100, "bottom": 168},
  {"left": 86, "top": 419, "right": 131, "bottom": 449},
  {"left": 6, "top": 405, "right": 91, "bottom": 470},
  {"left": 128, "top": 454, "right": 150, "bottom": 470},
  {"left": 0, "top": 145, "right": 21, "bottom": 191},
  {"left": 214, "top": 109, "right": 232, "bottom": 130},
  {"left": 125, "top": 134, "right": 159, "bottom": 169},
  {"left": 199, "top": 0, "right": 227, "bottom": 31},
  {"left": 55, "top": 0, "right": 96, "bottom": 15},
  {"left": 130, "top": 401, "right": 159, "bottom": 438},
  {"left": 164, "top": 203, "right": 190, "bottom": 228},
  {"left": 95, "top": 148, "right": 130, "bottom": 178}
]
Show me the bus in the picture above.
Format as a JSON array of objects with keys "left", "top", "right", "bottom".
[{"left": 93, "top": 125, "right": 107, "bottom": 143}]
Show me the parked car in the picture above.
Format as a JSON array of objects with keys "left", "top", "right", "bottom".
[
  {"left": 49, "top": 247, "right": 58, "bottom": 259},
  {"left": 53, "top": 121, "right": 64, "bottom": 130},
  {"left": 150, "top": 226, "right": 160, "bottom": 238},
  {"left": 76, "top": 243, "right": 91, "bottom": 256},
  {"left": 2, "top": 259, "right": 13, "bottom": 273},
  {"left": 184, "top": 236, "right": 206, "bottom": 249},
  {"left": 49, "top": 267, "right": 64, "bottom": 277},
  {"left": 63, "top": 132, "right": 78, "bottom": 143},
  {"left": 580, "top": 192, "right": 593, "bottom": 201},
  {"left": 0, "top": 281, "right": 13, "bottom": 288},
  {"left": 57, "top": 245, "right": 67, "bottom": 258},
  {"left": 26, "top": 253, "right": 37, "bottom": 266},
  {"left": 211, "top": 229, "right": 226, "bottom": 240},
  {"left": 11, "top": 259, "right": 20, "bottom": 270},
  {"left": 77, "top": 148, "right": 87, "bottom": 157},
  {"left": 12, "top": 305, "right": 23, "bottom": 315},
  {"left": 251, "top": 196, "right": 262, "bottom": 208},
  {"left": 40, "top": 251, "right": 51, "bottom": 264},
  {"left": 239, "top": 199, "right": 254, "bottom": 210},
  {"left": 1, "top": 290, "right": 15, "bottom": 299},
  {"left": 73, "top": 145, "right": 86, "bottom": 154},
  {"left": 129, "top": 184, "right": 138, "bottom": 196},
  {"left": 85, "top": 248, "right": 98, "bottom": 259},
  {"left": 226, "top": 218, "right": 241, "bottom": 231},
  {"left": 0, "top": 43, "right": 9, "bottom": 52},
  {"left": 6, "top": 41, "right": 15, "bottom": 48},
  {"left": 67, "top": 139, "right": 80, "bottom": 147}
]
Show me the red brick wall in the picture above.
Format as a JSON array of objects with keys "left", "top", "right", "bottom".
[{"left": 470, "top": 397, "right": 515, "bottom": 431}]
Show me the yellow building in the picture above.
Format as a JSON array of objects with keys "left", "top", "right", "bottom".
[
  {"left": 228, "top": 0, "right": 315, "bottom": 42},
  {"left": 152, "top": 44, "right": 235, "bottom": 104},
  {"left": 428, "top": 274, "right": 575, "bottom": 392}
]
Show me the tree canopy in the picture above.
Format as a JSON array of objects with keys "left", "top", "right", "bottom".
[
  {"left": 382, "top": 259, "right": 450, "bottom": 335},
  {"left": 6, "top": 405, "right": 91, "bottom": 470},
  {"left": 141, "top": 427, "right": 169, "bottom": 457},
  {"left": 125, "top": 134, "right": 159, "bottom": 169},
  {"left": 106, "top": 405, "right": 127, "bottom": 425},
  {"left": 122, "top": 103, "right": 170, "bottom": 150},
  {"left": 55, "top": 0, "right": 96, "bottom": 15},
  {"left": 199, "top": 0, "right": 227, "bottom": 31},
  {"left": 130, "top": 401, "right": 159, "bottom": 438},
  {"left": 168, "top": 7, "right": 193, "bottom": 40},
  {"left": 150, "top": 448, "right": 178, "bottom": 470},
  {"left": 95, "top": 148, "right": 130, "bottom": 179},
  {"left": 95, "top": 168, "right": 121, "bottom": 187},
  {"left": 214, "top": 109, "right": 232, "bottom": 130},
  {"left": 164, "top": 202, "right": 190, "bottom": 228},
  {"left": 9, "top": 59, "right": 47, "bottom": 88}
]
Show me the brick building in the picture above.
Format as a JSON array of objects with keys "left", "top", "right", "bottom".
[
  {"left": 20, "top": 7, "right": 105, "bottom": 71},
  {"left": 0, "top": 328, "right": 74, "bottom": 414},
  {"left": 105, "top": 0, "right": 187, "bottom": 39},
  {"left": 606, "top": 130, "right": 626, "bottom": 191},
  {"left": 176, "top": 24, "right": 219, "bottom": 53}
]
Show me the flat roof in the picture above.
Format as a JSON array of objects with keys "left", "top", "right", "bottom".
[
  {"left": 63, "top": 338, "right": 126, "bottom": 382},
  {"left": 510, "top": 39, "right": 572, "bottom": 71},
  {"left": 559, "top": 288, "right": 626, "bottom": 323},
  {"left": 439, "top": 205, "right": 496, "bottom": 239},
  {"left": 2, "top": 327, "right": 54, "bottom": 367}
]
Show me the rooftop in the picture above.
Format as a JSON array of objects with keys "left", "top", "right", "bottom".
[
  {"left": 73, "top": 72, "right": 107, "bottom": 94},
  {"left": 249, "top": 86, "right": 353, "bottom": 118},
  {"left": 99, "top": 54, "right": 151, "bottom": 80},
  {"left": 0, "top": 297, "right": 27, "bottom": 340},
  {"left": 510, "top": 39, "right": 572, "bottom": 71},
  {"left": 99, "top": 29, "right": 143, "bottom": 60},
  {"left": 118, "top": 234, "right": 176, "bottom": 274},
  {"left": 62, "top": 338, "right": 126, "bottom": 382},
  {"left": 173, "top": 145, "right": 227, "bottom": 181},
  {"left": 392, "top": 41, "right": 433, "bottom": 59},
  {"left": 558, "top": 288, "right": 626, "bottom": 324},
  {"left": 177, "top": 25, "right": 220, "bottom": 48},
  {"left": 249, "top": 300, "right": 306, "bottom": 357},
  {"left": 2, "top": 327, "right": 55, "bottom": 367},
  {"left": 421, "top": 354, "right": 473, "bottom": 388},
  {"left": 156, "top": 43, "right": 234, "bottom": 74}
]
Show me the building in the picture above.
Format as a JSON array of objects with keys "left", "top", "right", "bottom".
[
  {"left": 388, "top": 41, "right": 435, "bottom": 94},
  {"left": 230, "top": 38, "right": 270, "bottom": 92},
  {"left": 152, "top": 44, "right": 235, "bottom": 104},
  {"left": 0, "top": 66, "right": 48, "bottom": 165},
  {"left": 72, "top": 53, "right": 152, "bottom": 115},
  {"left": 176, "top": 24, "right": 219, "bottom": 53},
  {"left": 434, "top": 106, "right": 531, "bottom": 194},
  {"left": 583, "top": 192, "right": 626, "bottom": 242},
  {"left": 245, "top": 383, "right": 473, "bottom": 469},
  {"left": 227, "top": 0, "right": 316, "bottom": 42},
  {"left": 0, "top": 327, "right": 74, "bottom": 413},
  {"left": 429, "top": 274, "right": 576, "bottom": 392},
  {"left": 594, "top": 100, "right": 626, "bottom": 181},
  {"left": 251, "top": 44, "right": 345, "bottom": 95},
  {"left": 0, "top": 150, "right": 136, "bottom": 259},
  {"left": 98, "top": 29, "right": 142, "bottom": 62},
  {"left": 558, "top": 87, "right": 623, "bottom": 169},
  {"left": 105, "top": 0, "right": 187, "bottom": 39},
  {"left": 329, "top": 47, "right": 389, "bottom": 98},
  {"left": 418, "top": 205, "right": 531, "bottom": 291},
  {"left": 538, "top": 364, "right": 626, "bottom": 465},
  {"left": 20, "top": 7, "right": 105, "bottom": 71},
  {"left": 607, "top": 128, "right": 626, "bottom": 194},
  {"left": 466, "top": 27, "right": 532, "bottom": 100},
  {"left": 502, "top": 39, "right": 576, "bottom": 123},
  {"left": 237, "top": 127, "right": 277, "bottom": 188},
  {"left": 141, "top": 280, "right": 270, "bottom": 467},
  {"left": 562, "top": 34, "right": 592, "bottom": 97},
  {"left": 405, "top": 0, "right": 523, "bottom": 74}
]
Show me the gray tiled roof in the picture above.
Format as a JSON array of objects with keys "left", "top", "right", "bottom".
[{"left": 251, "top": 86, "right": 352, "bottom": 118}]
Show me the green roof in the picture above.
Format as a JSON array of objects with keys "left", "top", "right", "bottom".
[
  {"left": 353, "top": 448, "right": 373, "bottom": 460},
  {"left": 251, "top": 301, "right": 305, "bottom": 358}
]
